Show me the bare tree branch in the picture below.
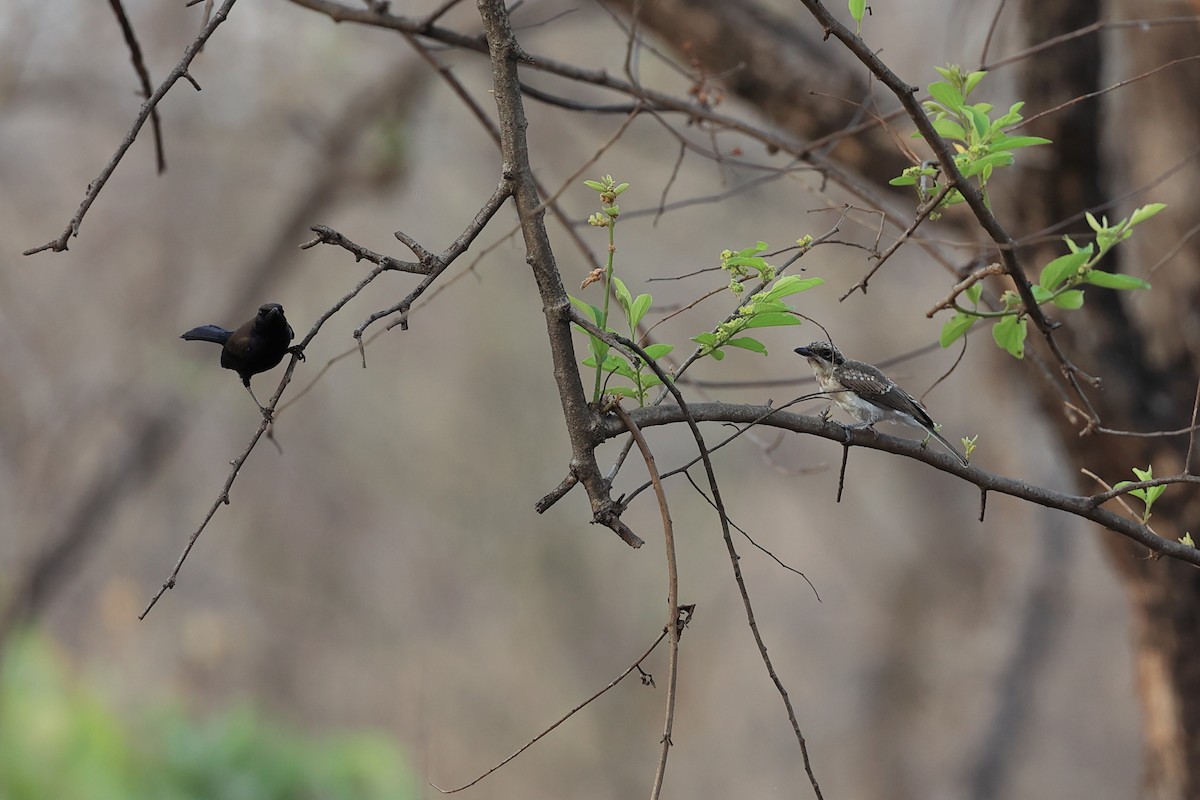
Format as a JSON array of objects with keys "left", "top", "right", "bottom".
[
  {"left": 601, "top": 402, "right": 1200, "bottom": 566},
  {"left": 25, "top": 0, "right": 239, "bottom": 255}
]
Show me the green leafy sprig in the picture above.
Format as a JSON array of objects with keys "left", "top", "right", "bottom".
[
  {"left": 940, "top": 204, "right": 1161, "bottom": 358},
  {"left": 693, "top": 243, "right": 824, "bottom": 359},
  {"left": 1113, "top": 465, "right": 1167, "bottom": 524},
  {"left": 891, "top": 65, "right": 1050, "bottom": 209}
]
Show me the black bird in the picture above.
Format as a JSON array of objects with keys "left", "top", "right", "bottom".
[{"left": 181, "top": 303, "right": 303, "bottom": 415}]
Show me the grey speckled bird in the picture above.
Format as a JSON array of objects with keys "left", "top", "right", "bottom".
[{"left": 794, "top": 341, "right": 967, "bottom": 465}]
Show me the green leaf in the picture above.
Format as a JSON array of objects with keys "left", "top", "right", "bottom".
[
  {"left": 992, "top": 314, "right": 1027, "bottom": 358},
  {"left": 1084, "top": 270, "right": 1151, "bottom": 290},
  {"left": 629, "top": 293, "right": 653, "bottom": 329},
  {"left": 967, "top": 106, "right": 990, "bottom": 138},
  {"left": 928, "top": 81, "right": 963, "bottom": 110},
  {"left": 1052, "top": 289, "right": 1085, "bottom": 309},
  {"left": 607, "top": 386, "right": 641, "bottom": 399},
  {"left": 744, "top": 312, "right": 803, "bottom": 328},
  {"left": 588, "top": 336, "right": 609, "bottom": 364},
  {"left": 1130, "top": 203, "right": 1166, "bottom": 227},
  {"left": 569, "top": 295, "right": 604, "bottom": 325},
  {"left": 724, "top": 256, "right": 767, "bottom": 269},
  {"left": 583, "top": 180, "right": 605, "bottom": 191},
  {"left": 741, "top": 300, "right": 791, "bottom": 316},
  {"left": 692, "top": 333, "right": 717, "bottom": 346},
  {"left": 849, "top": 0, "right": 866, "bottom": 23},
  {"left": 1039, "top": 250, "right": 1091, "bottom": 290},
  {"left": 642, "top": 343, "right": 674, "bottom": 360},
  {"left": 611, "top": 275, "right": 633, "bottom": 314},
  {"left": 1030, "top": 284, "right": 1053, "bottom": 304},
  {"left": 940, "top": 312, "right": 976, "bottom": 347},
  {"left": 738, "top": 241, "right": 770, "bottom": 257},
  {"left": 1146, "top": 484, "right": 1167, "bottom": 505},
  {"left": 994, "top": 101, "right": 1025, "bottom": 127},
  {"left": 582, "top": 355, "right": 623, "bottom": 371},
  {"left": 1132, "top": 466, "right": 1153, "bottom": 482},
  {"left": 991, "top": 135, "right": 1052, "bottom": 150},
  {"left": 762, "top": 275, "right": 825, "bottom": 300},
  {"left": 959, "top": 151, "right": 1013, "bottom": 177},
  {"left": 932, "top": 117, "right": 967, "bottom": 140},
  {"left": 963, "top": 70, "right": 987, "bottom": 97},
  {"left": 965, "top": 283, "right": 983, "bottom": 305},
  {"left": 725, "top": 337, "right": 769, "bottom": 355},
  {"left": 890, "top": 175, "right": 917, "bottom": 186},
  {"left": 707, "top": 347, "right": 725, "bottom": 361}
]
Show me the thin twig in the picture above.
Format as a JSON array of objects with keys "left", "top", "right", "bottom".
[
  {"left": 26, "top": 0, "right": 238, "bottom": 255},
  {"left": 430, "top": 629, "right": 670, "bottom": 793},
  {"left": 840, "top": 183, "right": 953, "bottom": 300},
  {"left": 106, "top": 0, "right": 165, "bottom": 173},
  {"left": 572, "top": 315, "right": 826, "bottom": 798},
  {"left": 1015, "top": 54, "right": 1200, "bottom": 131},
  {"left": 613, "top": 402, "right": 680, "bottom": 800}
]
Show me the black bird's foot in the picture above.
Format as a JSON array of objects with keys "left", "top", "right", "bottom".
[
  {"left": 288, "top": 344, "right": 306, "bottom": 362},
  {"left": 818, "top": 405, "right": 833, "bottom": 423}
]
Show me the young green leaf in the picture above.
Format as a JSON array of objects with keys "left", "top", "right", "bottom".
[
  {"left": 963, "top": 70, "right": 987, "bottom": 97},
  {"left": 762, "top": 275, "right": 825, "bottom": 301},
  {"left": 991, "top": 134, "right": 1052, "bottom": 150},
  {"left": 849, "top": 0, "right": 866, "bottom": 28},
  {"left": 642, "top": 343, "right": 675, "bottom": 360},
  {"left": 1039, "top": 250, "right": 1091, "bottom": 290},
  {"left": 724, "top": 337, "right": 769, "bottom": 355},
  {"left": 940, "top": 312, "right": 976, "bottom": 347},
  {"left": 610, "top": 275, "right": 633, "bottom": 314},
  {"left": 965, "top": 283, "right": 983, "bottom": 305},
  {"left": 629, "top": 294, "right": 653, "bottom": 329},
  {"left": 1129, "top": 203, "right": 1166, "bottom": 227},
  {"left": 744, "top": 312, "right": 803, "bottom": 328},
  {"left": 992, "top": 314, "right": 1027, "bottom": 358},
  {"left": 1084, "top": 271, "right": 1151, "bottom": 291},
  {"left": 928, "top": 81, "right": 963, "bottom": 111},
  {"left": 1029, "top": 285, "right": 1053, "bottom": 304},
  {"left": 932, "top": 118, "right": 968, "bottom": 141},
  {"left": 1052, "top": 289, "right": 1085, "bottom": 309},
  {"left": 569, "top": 295, "right": 604, "bottom": 325},
  {"left": 967, "top": 106, "right": 989, "bottom": 138}
]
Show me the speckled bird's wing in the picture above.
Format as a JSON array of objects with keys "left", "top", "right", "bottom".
[{"left": 836, "top": 361, "right": 936, "bottom": 428}]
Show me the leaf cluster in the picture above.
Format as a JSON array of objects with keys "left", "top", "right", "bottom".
[
  {"left": 891, "top": 65, "right": 1050, "bottom": 208},
  {"left": 1114, "top": 465, "right": 1167, "bottom": 524},
  {"left": 941, "top": 205, "right": 1160, "bottom": 357}
]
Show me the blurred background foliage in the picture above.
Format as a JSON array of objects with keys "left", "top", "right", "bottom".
[{"left": 0, "top": 633, "right": 413, "bottom": 799}]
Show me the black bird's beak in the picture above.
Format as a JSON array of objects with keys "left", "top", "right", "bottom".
[{"left": 794, "top": 346, "right": 815, "bottom": 358}]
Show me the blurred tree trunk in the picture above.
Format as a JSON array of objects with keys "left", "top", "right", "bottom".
[
  {"left": 1011, "top": 3, "right": 1200, "bottom": 797},
  {"left": 611, "top": 0, "right": 1200, "bottom": 795}
]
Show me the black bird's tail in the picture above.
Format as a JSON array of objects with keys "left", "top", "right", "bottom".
[{"left": 180, "top": 324, "right": 232, "bottom": 345}]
